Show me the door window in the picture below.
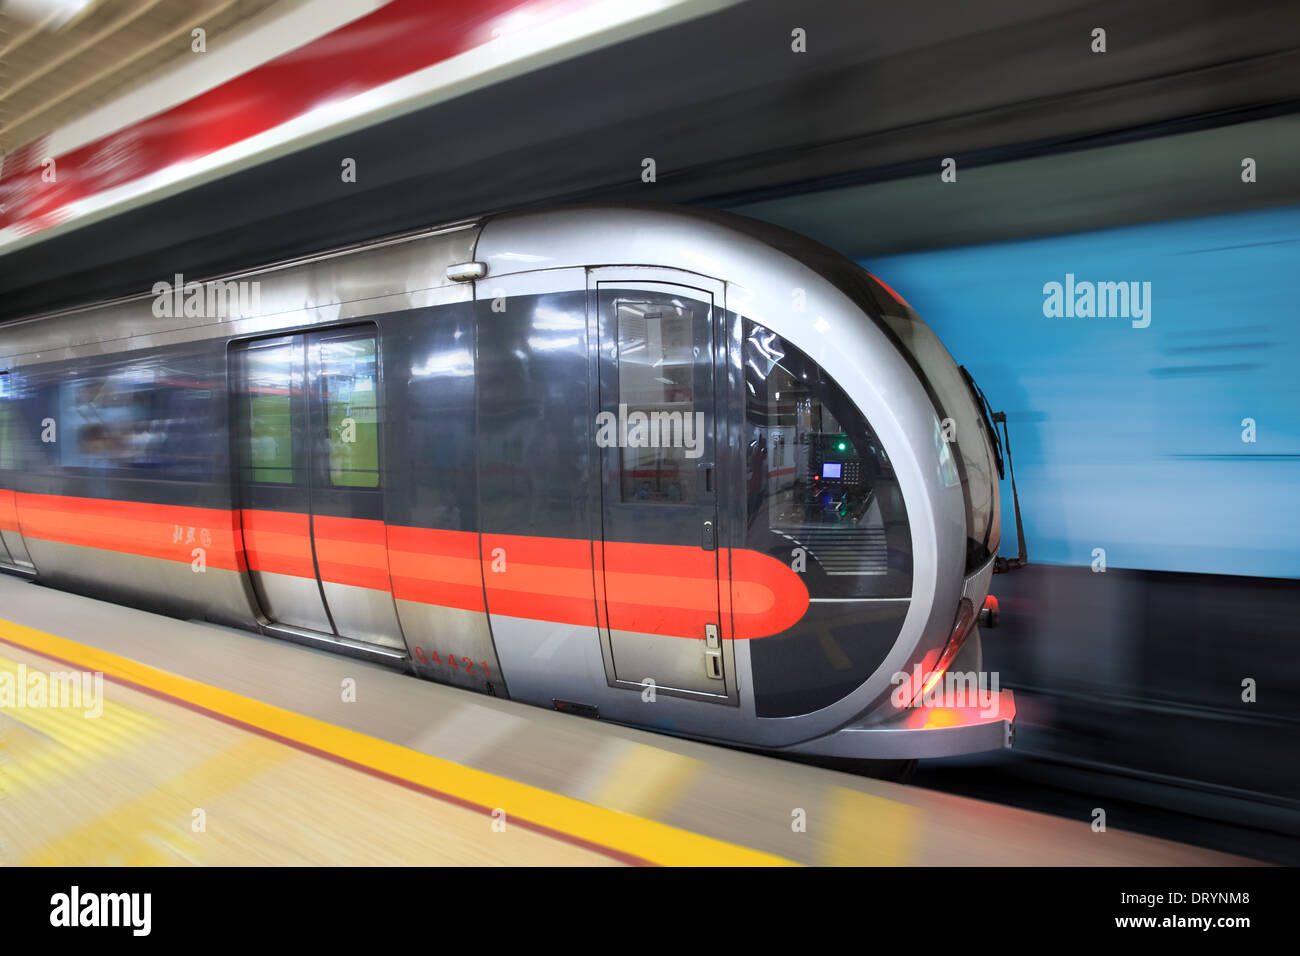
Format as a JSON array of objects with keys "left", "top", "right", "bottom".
[
  {"left": 609, "top": 294, "right": 706, "bottom": 504},
  {"left": 319, "top": 337, "right": 380, "bottom": 488},
  {"left": 240, "top": 341, "right": 298, "bottom": 485}
]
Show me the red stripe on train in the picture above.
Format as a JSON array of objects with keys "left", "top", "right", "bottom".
[
  {"left": 6, "top": 492, "right": 809, "bottom": 639},
  {"left": 14, "top": 491, "right": 245, "bottom": 571},
  {"left": 0, "top": 489, "right": 19, "bottom": 533}
]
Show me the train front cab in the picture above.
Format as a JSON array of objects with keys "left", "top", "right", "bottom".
[
  {"left": 761, "top": 246, "right": 1016, "bottom": 759},
  {"left": 473, "top": 207, "right": 1014, "bottom": 760}
]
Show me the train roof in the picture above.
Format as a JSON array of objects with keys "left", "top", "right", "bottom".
[{"left": 0, "top": 203, "right": 879, "bottom": 370}]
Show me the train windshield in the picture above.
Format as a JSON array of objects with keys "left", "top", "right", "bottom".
[
  {"left": 861, "top": 277, "right": 1002, "bottom": 573},
  {"left": 743, "top": 319, "right": 913, "bottom": 600},
  {"left": 695, "top": 209, "right": 1001, "bottom": 573},
  {"left": 743, "top": 318, "right": 914, "bottom": 717}
]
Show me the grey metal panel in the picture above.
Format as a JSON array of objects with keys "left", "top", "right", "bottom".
[
  {"left": 488, "top": 616, "right": 609, "bottom": 711},
  {"left": 321, "top": 581, "right": 406, "bottom": 650},
  {"left": 380, "top": 300, "right": 479, "bottom": 534},
  {"left": 488, "top": 613, "right": 774, "bottom": 746},
  {"left": 1, "top": 527, "right": 31, "bottom": 568},
  {"left": 0, "top": 223, "right": 481, "bottom": 367},
  {"left": 23, "top": 538, "right": 258, "bottom": 628},
  {"left": 396, "top": 601, "right": 505, "bottom": 697},
  {"left": 605, "top": 627, "right": 733, "bottom": 701},
  {"left": 474, "top": 268, "right": 593, "bottom": 709},
  {"left": 249, "top": 569, "right": 334, "bottom": 633}
]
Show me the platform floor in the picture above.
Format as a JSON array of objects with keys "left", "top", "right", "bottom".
[{"left": 0, "top": 575, "right": 1261, "bottom": 866}]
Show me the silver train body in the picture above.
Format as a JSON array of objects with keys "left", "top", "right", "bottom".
[{"left": 0, "top": 205, "right": 1014, "bottom": 759}]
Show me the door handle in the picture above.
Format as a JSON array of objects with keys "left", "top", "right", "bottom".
[
  {"left": 704, "top": 625, "right": 722, "bottom": 680},
  {"left": 705, "top": 650, "right": 723, "bottom": 680},
  {"left": 701, "top": 519, "right": 714, "bottom": 551}
]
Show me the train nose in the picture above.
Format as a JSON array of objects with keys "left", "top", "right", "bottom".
[{"left": 785, "top": 681, "right": 1016, "bottom": 759}]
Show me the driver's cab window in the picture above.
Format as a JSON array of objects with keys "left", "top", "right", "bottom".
[{"left": 743, "top": 319, "right": 911, "bottom": 599}]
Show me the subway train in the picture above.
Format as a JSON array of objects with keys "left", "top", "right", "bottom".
[{"left": 0, "top": 204, "right": 1016, "bottom": 759}]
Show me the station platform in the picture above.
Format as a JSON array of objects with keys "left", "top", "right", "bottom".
[{"left": 0, "top": 575, "right": 1261, "bottom": 866}]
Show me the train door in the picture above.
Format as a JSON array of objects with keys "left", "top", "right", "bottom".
[
  {"left": 230, "top": 325, "right": 407, "bottom": 656},
  {"left": 591, "top": 269, "right": 736, "bottom": 702}
]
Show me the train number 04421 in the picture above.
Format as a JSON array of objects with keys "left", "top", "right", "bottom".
[{"left": 412, "top": 646, "right": 491, "bottom": 678}]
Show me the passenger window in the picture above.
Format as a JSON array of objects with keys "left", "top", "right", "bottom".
[
  {"left": 320, "top": 336, "right": 379, "bottom": 488},
  {"left": 243, "top": 343, "right": 296, "bottom": 484},
  {"left": 610, "top": 293, "right": 706, "bottom": 504}
]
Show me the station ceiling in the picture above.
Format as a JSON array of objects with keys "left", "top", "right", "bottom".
[
  {"left": 0, "top": 0, "right": 283, "bottom": 160},
  {"left": 1, "top": 0, "right": 1298, "bottom": 321}
]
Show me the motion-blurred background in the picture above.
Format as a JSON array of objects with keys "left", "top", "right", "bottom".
[{"left": 2, "top": 0, "right": 1297, "bottom": 861}]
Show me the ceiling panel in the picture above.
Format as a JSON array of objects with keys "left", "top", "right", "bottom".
[{"left": 0, "top": 0, "right": 285, "bottom": 161}]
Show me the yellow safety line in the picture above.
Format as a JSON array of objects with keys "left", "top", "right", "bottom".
[
  {"left": 0, "top": 651, "right": 158, "bottom": 796},
  {"left": 589, "top": 741, "right": 703, "bottom": 819},
  {"left": 821, "top": 785, "right": 918, "bottom": 866},
  {"left": 23, "top": 735, "right": 286, "bottom": 866},
  {"left": 0, "top": 617, "right": 796, "bottom": 867}
]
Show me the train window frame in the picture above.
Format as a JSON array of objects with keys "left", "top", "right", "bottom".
[
  {"left": 234, "top": 335, "right": 305, "bottom": 488},
  {"left": 230, "top": 322, "right": 385, "bottom": 493},
  {"left": 315, "top": 332, "right": 382, "bottom": 490},
  {"left": 602, "top": 287, "right": 713, "bottom": 509}
]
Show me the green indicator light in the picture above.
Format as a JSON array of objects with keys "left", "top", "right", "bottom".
[{"left": 837, "top": 442, "right": 846, "bottom": 451}]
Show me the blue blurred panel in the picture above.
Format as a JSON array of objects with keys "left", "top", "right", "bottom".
[{"left": 862, "top": 205, "right": 1300, "bottom": 578}]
